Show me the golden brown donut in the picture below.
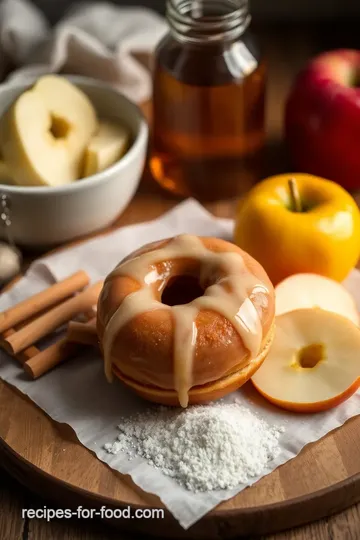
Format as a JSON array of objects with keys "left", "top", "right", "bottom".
[{"left": 97, "top": 235, "right": 275, "bottom": 407}]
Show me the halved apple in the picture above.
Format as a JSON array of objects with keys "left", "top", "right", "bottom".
[
  {"left": 1, "top": 75, "right": 98, "bottom": 187},
  {"left": 82, "top": 120, "right": 130, "bottom": 176},
  {"left": 251, "top": 308, "right": 360, "bottom": 413},
  {"left": 275, "top": 273, "right": 359, "bottom": 326}
]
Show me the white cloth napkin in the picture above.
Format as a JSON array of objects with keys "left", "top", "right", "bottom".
[
  {"left": 1, "top": 199, "right": 360, "bottom": 530},
  {"left": 0, "top": 0, "right": 168, "bottom": 102}
]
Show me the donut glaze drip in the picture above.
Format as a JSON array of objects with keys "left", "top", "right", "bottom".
[{"left": 102, "top": 235, "right": 269, "bottom": 407}]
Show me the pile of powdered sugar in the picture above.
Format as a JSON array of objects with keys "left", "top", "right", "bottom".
[{"left": 104, "top": 400, "right": 284, "bottom": 492}]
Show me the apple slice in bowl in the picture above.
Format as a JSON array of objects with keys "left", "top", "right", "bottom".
[{"left": 0, "top": 76, "right": 148, "bottom": 247}]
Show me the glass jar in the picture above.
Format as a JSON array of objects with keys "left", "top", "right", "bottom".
[{"left": 150, "top": 0, "right": 266, "bottom": 202}]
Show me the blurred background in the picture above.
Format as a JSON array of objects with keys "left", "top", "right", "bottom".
[
  {"left": 30, "top": 0, "right": 360, "bottom": 24},
  {"left": 8, "top": 0, "right": 360, "bottom": 179}
]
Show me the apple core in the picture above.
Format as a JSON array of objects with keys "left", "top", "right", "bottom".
[
  {"left": 296, "top": 343, "right": 326, "bottom": 369},
  {"left": 50, "top": 115, "right": 71, "bottom": 139}
]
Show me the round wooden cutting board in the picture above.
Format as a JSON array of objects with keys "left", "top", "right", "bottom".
[{"left": 1, "top": 190, "right": 360, "bottom": 539}]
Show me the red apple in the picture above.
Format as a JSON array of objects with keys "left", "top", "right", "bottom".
[{"left": 285, "top": 49, "right": 360, "bottom": 191}]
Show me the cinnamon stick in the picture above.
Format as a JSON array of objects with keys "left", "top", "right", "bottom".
[
  {"left": 24, "top": 313, "right": 98, "bottom": 380},
  {"left": 1, "top": 281, "right": 103, "bottom": 355},
  {"left": 23, "top": 337, "right": 77, "bottom": 379},
  {"left": 1, "top": 308, "right": 57, "bottom": 364},
  {"left": 3, "top": 327, "right": 39, "bottom": 364},
  {"left": 67, "top": 318, "right": 98, "bottom": 347},
  {"left": 0, "top": 297, "right": 92, "bottom": 366},
  {"left": 0, "top": 270, "right": 89, "bottom": 334},
  {"left": 78, "top": 308, "right": 97, "bottom": 322}
]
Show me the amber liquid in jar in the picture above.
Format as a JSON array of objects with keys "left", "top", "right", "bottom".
[{"left": 150, "top": 0, "right": 266, "bottom": 202}]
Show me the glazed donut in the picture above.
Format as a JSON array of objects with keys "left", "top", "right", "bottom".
[{"left": 97, "top": 234, "right": 275, "bottom": 407}]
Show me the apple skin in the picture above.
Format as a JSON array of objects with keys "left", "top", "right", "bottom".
[
  {"left": 252, "top": 376, "right": 360, "bottom": 413},
  {"left": 234, "top": 173, "right": 360, "bottom": 285},
  {"left": 285, "top": 49, "right": 360, "bottom": 191}
]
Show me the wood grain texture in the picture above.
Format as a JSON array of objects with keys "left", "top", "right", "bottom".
[
  {"left": 0, "top": 470, "right": 26, "bottom": 540},
  {"left": 2, "top": 24, "right": 360, "bottom": 540},
  {"left": 2, "top": 465, "right": 360, "bottom": 540},
  {"left": 27, "top": 517, "right": 124, "bottom": 540}
]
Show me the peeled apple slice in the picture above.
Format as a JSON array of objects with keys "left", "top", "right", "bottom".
[
  {"left": 1, "top": 75, "right": 98, "bottom": 187},
  {"left": 34, "top": 76, "right": 98, "bottom": 162},
  {"left": 1, "top": 91, "right": 76, "bottom": 187},
  {"left": 252, "top": 309, "right": 360, "bottom": 412},
  {"left": 275, "top": 273, "right": 359, "bottom": 326},
  {"left": 83, "top": 120, "right": 130, "bottom": 176}
]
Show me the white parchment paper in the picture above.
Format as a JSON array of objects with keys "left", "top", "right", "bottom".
[{"left": 1, "top": 198, "right": 360, "bottom": 530}]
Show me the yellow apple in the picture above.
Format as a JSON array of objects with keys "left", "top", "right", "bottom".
[{"left": 234, "top": 173, "right": 360, "bottom": 284}]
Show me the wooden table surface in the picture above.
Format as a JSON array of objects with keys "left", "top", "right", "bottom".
[
  {"left": 1, "top": 466, "right": 360, "bottom": 539},
  {"left": 2, "top": 21, "right": 360, "bottom": 540}
]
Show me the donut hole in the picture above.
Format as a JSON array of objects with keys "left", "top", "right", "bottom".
[{"left": 161, "top": 275, "right": 204, "bottom": 306}]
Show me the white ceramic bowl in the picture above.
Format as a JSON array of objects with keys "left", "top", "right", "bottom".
[{"left": 0, "top": 76, "right": 148, "bottom": 248}]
